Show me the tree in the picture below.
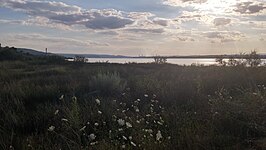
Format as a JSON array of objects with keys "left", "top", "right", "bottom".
[
  {"left": 215, "top": 57, "right": 226, "bottom": 66},
  {"left": 74, "top": 55, "right": 87, "bottom": 63},
  {"left": 246, "top": 50, "right": 262, "bottom": 67},
  {"left": 154, "top": 57, "right": 167, "bottom": 64}
]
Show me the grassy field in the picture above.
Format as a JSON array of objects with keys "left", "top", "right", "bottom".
[{"left": 0, "top": 48, "right": 266, "bottom": 149}]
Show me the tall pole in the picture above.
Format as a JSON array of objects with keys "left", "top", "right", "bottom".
[{"left": 45, "top": 48, "right": 48, "bottom": 54}]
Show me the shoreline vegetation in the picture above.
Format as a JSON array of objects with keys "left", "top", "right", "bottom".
[{"left": 0, "top": 46, "right": 266, "bottom": 149}]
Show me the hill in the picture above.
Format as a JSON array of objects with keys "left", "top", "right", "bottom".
[{"left": 58, "top": 53, "right": 131, "bottom": 58}]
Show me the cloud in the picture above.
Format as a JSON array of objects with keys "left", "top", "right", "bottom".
[
  {"left": 9, "top": 33, "right": 109, "bottom": 46},
  {"left": 163, "top": 0, "right": 208, "bottom": 6},
  {"left": 1, "top": 0, "right": 134, "bottom": 30},
  {"left": 177, "top": 11, "right": 211, "bottom": 23},
  {"left": 234, "top": 1, "right": 266, "bottom": 14},
  {"left": 204, "top": 31, "right": 245, "bottom": 43},
  {"left": 83, "top": 11, "right": 134, "bottom": 29},
  {"left": 213, "top": 18, "right": 231, "bottom": 26},
  {"left": 125, "top": 28, "right": 165, "bottom": 34},
  {"left": 1, "top": 0, "right": 81, "bottom": 15},
  {"left": 176, "top": 36, "right": 195, "bottom": 42},
  {"left": 152, "top": 17, "right": 171, "bottom": 26}
]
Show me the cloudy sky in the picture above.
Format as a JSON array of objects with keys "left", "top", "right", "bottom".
[{"left": 0, "top": 0, "right": 265, "bottom": 56}]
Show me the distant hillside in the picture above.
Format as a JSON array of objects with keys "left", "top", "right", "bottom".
[
  {"left": 0, "top": 46, "right": 65, "bottom": 62},
  {"left": 58, "top": 53, "right": 132, "bottom": 58},
  {"left": 17, "top": 48, "right": 52, "bottom": 56}
]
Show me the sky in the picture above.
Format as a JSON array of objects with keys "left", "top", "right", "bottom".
[{"left": 0, "top": 0, "right": 265, "bottom": 56}]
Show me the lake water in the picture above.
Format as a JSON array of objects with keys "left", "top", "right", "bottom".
[
  {"left": 84, "top": 58, "right": 218, "bottom": 65},
  {"left": 68, "top": 58, "right": 266, "bottom": 66}
]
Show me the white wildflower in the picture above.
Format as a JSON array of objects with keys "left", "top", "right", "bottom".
[
  {"left": 129, "top": 136, "right": 132, "bottom": 140},
  {"left": 89, "top": 133, "right": 96, "bottom": 140},
  {"left": 90, "top": 142, "right": 98, "bottom": 145},
  {"left": 61, "top": 118, "right": 68, "bottom": 122},
  {"left": 157, "top": 121, "right": 163, "bottom": 125},
  {"left": 146, "top": 129, "right": 153, "bottom": 133},
  {"left": 126, "top": 122, "right": 133, "bottom": 128},
  {"left": 94, "top": 122, "right": 99, "bottom": 126},
  {"left": 136, "top": 120, "right": 140, "bottom": 124},
  {"left": 98, "top": 111, "right": 102, "bottom": 114},
  {"left": 79, "top": 126, "right": 86, "bottom": 131},
  {"left": 59, "top": 95, "right": 64, "bottom": 100},
  {"left": 137, "top": 99, "right": 141, "bottom": 102},
  {"left": 146, "top": 114, "right": 151, "bottom": 117},
  {"left": 121, "top": 145, "right": 126, "bottom": 149},
  {"left": 72, "top": 96, "right": 77, "bottom": 101},
  {"left": 122, "top": 136, "right": 127, "bottom": 140},
  {"left": 156, "top": 130, "right": 162, "bottom": 141},
  {"left": 117, "top": 119, "right": 125, "bottom": 126},
  {"left": 95, "top": 99, "right": 100, "bottom": 105},
  {"left": 130, "top": 141, "right": 137, "bottom": 147},
  {"left": 54, "top": 110, "right": 59, "bottom": 115},
  {"left": 135, "top": 108, "right": 140, "bottom": 112},
  {"left": 48, "top": 126, "right": 55, "bottom": 132},
  {"left": 144, "top": 94, "right": 148, "bottom": 97}
]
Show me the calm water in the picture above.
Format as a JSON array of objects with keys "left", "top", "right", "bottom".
[
  {"left": 68, "top": 58, "right": 266, "bottom": 66},
  {"left": 84, "top": 58, "right": 218, "bottom": 65}
]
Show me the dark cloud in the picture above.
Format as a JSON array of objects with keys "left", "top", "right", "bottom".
[
  {"left": 84, "top": 15, "right": 134, "bottom": 29},
  {"left": 234, "top": 2, "right": 266, "bottom": 14}
]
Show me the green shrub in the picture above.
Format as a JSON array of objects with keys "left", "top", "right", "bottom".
[{"left": 89, "top": 72, "right": 126, "bottom": 96}]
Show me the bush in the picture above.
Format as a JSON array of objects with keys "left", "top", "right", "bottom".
[{"left": 89, "top": 72, "right": 126, "bottom": 96}]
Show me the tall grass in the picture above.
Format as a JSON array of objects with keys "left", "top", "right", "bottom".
[{"left": 0, "top": 57, "right": 266, "bottom": 149}]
